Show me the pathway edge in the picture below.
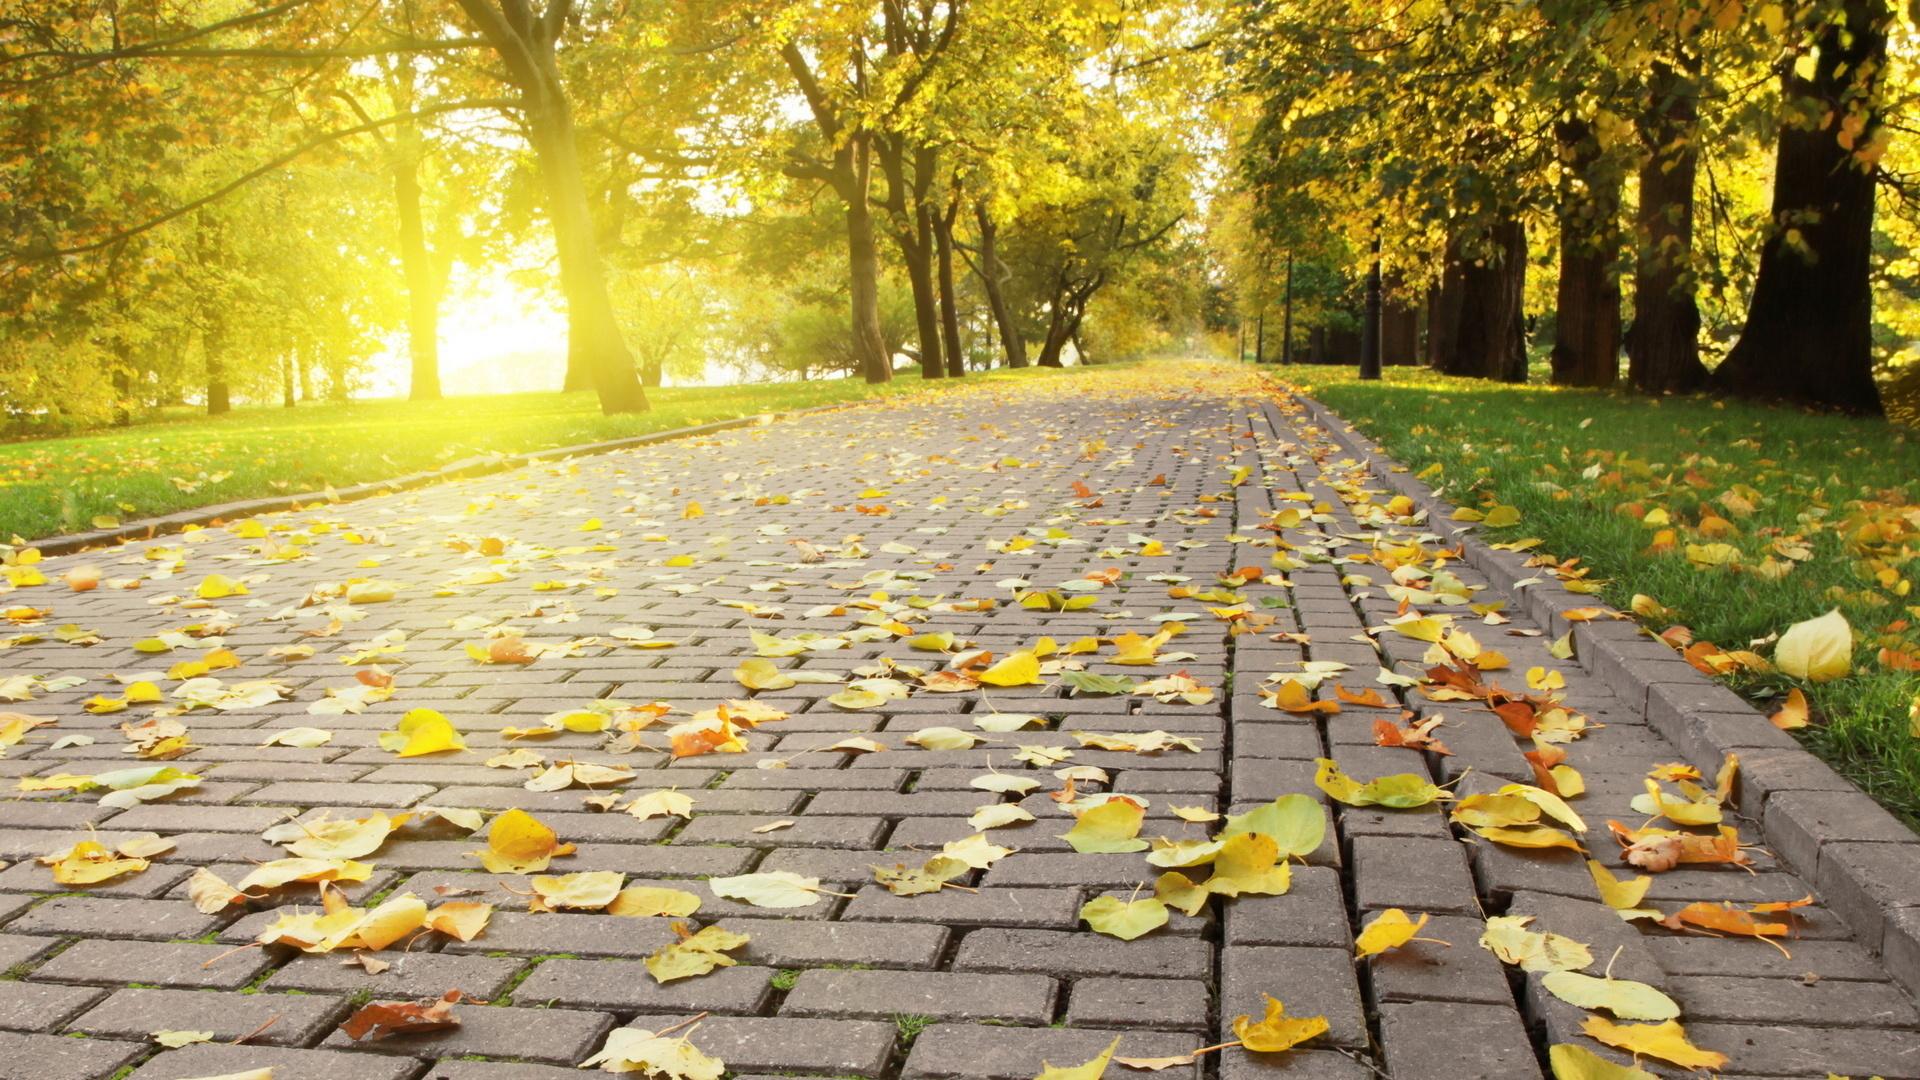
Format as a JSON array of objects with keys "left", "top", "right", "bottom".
[
  {"left": 18, "top": 404, "right": 848, "bottom": 558},
  {"left": 1282, "top": 382, "right": 1920, "bottom": 990}
]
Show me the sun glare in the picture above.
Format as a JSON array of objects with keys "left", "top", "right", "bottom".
[{"left": 363, "top": 269, "right": 571, "bottom": 398}]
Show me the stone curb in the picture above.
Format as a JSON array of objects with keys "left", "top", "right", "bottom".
[
  {"left": 1282, "top": 384, "right": 1920, "bottom": 990},
  {"left": 18, "top": 404, "right": 849, "bottom": 558}
]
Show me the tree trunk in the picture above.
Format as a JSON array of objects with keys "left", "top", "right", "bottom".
[
  {"left": 111, "top": 367, "right": 133, "bottom": 426},
  {"left": 1359, "top": 231, "right": 1382, "bottom": 380},
  {"left": 1036, "top": 284, "right": 1073, "bottom": 367},
  {"left": 1711, "top": 0, "right": 1886, "bottom": 414},
  {"left": 934, "top": 201, "right": 966, "bottom": 378},
  {"left": 843, "top": 135, "right": 892, "bottom": 384},
  {"left": 1281, "top": 252, "right": 1294, "bottom": 363},
  {"left": 282, "top": 353, "right": 296, "bottom": 408},
  {"left": 525, "top": 79, "right": 647, "bottom": 414},
  {"left": 1627, "top": 61, "right": 1710, "bottom": 395},
  {"left": 1437, "top": 219, "right": 1527, "bottom": 381},
  {"left": 1550, "top": 118, "right": 1622, "bottom": 387},
  {"left": 900, "top": 230, "right": 943, "bottom": 379},
  {"left": 1427, "top": 257, "right": 1463, "bottom": 369},
  {"left": 1382, "top": 281, "right": 1419, "bottom": 365},
  {"left": 393, "top": 128, "right": 443, "bottom": 402},
  {"left": 972, "top": 203, "right": 1026, "bottom": 369},
  {"left": 205, "top": 327, "right": 231, "bottom": 416},
  {"left": 1254, "top": 311, "right": 1265, "bottom": 363}
]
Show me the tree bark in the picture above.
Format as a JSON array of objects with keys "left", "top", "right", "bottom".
[
  {"left": 934, "top": 199, "right": 966, "bottom": 377},
  {"left": 205, "top": 326, "right": 230, "bottom": 415},
  {"left": 1382, "top": 280, "right": 1419, "bottom": 365},
  {"left": 1550, "top": 118, "right": 1622, "bottom": 387},
  {"left": 970, "top": 202, "right": 1026, "bottom": 369},
  {"left": 1711, "top": 0, "right": 1886, "bottom": 413},
  {"left": 282, "top": 353, "right": 296, "bottom": 407},
  {"left": 1281, "top": 252, "right": 1294, "bottom": 363},
  {"left": 878, "top": 139, "right": 943, "bottom": 379},
  {"left": 1627, "top": 61, "right": 1709, "bottom": 395},
  {"left": 1435, "top": 219, "right": 1527, "bottom": 381},
  {"left": 842, "top": 133, "right": 892, "bottom": 384},
  {"left": 1359, "top": 231, "right": 1382, "bottom": 380},
  {"left": 390, "top": 123, "right": 442, "bottom": 401},
  {"left": 1427, "top": 259, "right": 1463, "bottom": 369},
  {"left": 526, "top": 92, "right": 645, "bottom": 412},
  {"left": 451, "top": 0, "right": 644, "bottom": 413}
]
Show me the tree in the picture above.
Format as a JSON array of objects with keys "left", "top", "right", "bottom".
[
  {"left": 449, "top": 0, "right": 648, "bottom": 413},
  {"left": 1712, "top": 0, "right": 1888, "bottom": 413}
]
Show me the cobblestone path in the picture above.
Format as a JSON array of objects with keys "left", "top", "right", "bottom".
[{"left": 0, "top": 361, "right": 1915, "bottom": 1079}]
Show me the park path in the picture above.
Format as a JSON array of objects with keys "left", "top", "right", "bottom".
[{"left": 0, "top": 360, "right": 1915, "bottom": 1080}]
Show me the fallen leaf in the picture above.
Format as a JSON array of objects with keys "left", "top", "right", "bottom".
[
  {"left": 1578, "top": 1018, "right": 1727, "bottom": 1071},
  {"left": 1545, "top": 1043, "right": 1657, "bottom": 1079},
  {"left": 1233, "top": 995, "right": 1328, "bottom": 1052},
  {"left": 1354, "top": 908, "right": 1432, "bottom": 959},
  {"left": 582, "top": 1025, "right": 725, "bottom": 1080},
  {"left": 341, "top": 989, "right": 465, "bottom": 1041},
  {"left": 647, "top": 922, "right": 750, "bottom": 983},
  {"left": 708, "top": 870, "right": 824, "bottom": 908},
  {"left": 1060, "top": 797, "right": 1149, "bottom": 854},
  {"left": 471, "top": 808, "right": 572, "bottom": 874},
  {"left": 1541, "top": 971, "right": 1680, "bottom": 1021},
  {"left": 1080, "top": 895, "right": 1170, "bottom": 940},
  {"left": 1774, "top": 609, "right": 1852, "bottom": 682}
]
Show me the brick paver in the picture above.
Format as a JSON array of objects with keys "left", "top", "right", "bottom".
[{"left": 0, "top": 362, "right": 1915, "bottom": 1077}]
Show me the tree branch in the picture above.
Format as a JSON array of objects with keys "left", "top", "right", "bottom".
[{"left": 5, "top": 98, "right": 519, "bottom": 265}]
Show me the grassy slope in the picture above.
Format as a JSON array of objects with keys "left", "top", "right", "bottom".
[
  {"left": 1273, "top": 363, "right": 1920, "bottom": 825},
  {"left": 0, "top": 366, "right": 1109, "bottom": 543}
]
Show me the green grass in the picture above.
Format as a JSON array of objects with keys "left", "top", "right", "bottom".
[
  {"left": 1272, "top": 363, "right": 1920, "bottom": 826},
  {"left": 0, "top": 365, "right": 1118, "bottom": 543}
]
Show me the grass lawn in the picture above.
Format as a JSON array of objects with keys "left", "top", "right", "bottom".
[
  {"left": 1271, "top": 363, "right": 1920, "bottom": 826},
  {"left": 0, "top": 364, "right": 1113, "bottom": 544}
]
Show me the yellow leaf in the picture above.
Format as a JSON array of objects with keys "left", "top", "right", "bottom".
[
  {"left": 473, "top": 808, "right": 569, "bottom": 874},
  {"left": 979, "top": 651, "right": 1042, "bottom": 687},
  {"left": 1479, "top": 915, "right": 1593, "bottom": 972},
  {"left": 582, "top": 1027, "right": 724, "bottom": 1080},
  {"left": 532, "top": 870, "right": 626, "bottom": 911},
  {"left": 626, "top": 789, "right": 696, "bottom": 821},
  {"left": 378, "top": 708, "right": 465, "bottom": 757},
  {"left": 648, "top": 923, "right": 749, "bottom": 982},
  {"left": 1354, "top": 908, "right": 1430, "bottom": 959},
  {"left": 196, "top": 575, "right": 247, "bottom": 600},
  {"left": 1578, "top": 1018, "right": 1727, "bottom": 1071},
  {"left": 1060, "top": 798, "right": 1148, "bottom": 853},
  {"left": 268, "top": 812, "right": 406, "bottom": 860},
  {"left": 1232, "top": 995, "right": 1328, "bottom": 1052},
  {"left": 1769, "top": 688, "right": 1810, "bottom": 730},
  {"left": 1546, "top": 1044, "right": 1657, "bottom": 1080},
  {"left": 235, "top": 857, "right": 374, "bottom": 891},
  {"left": 708, "top": 870, "right": 823, "bottom": 908},
  {"left": 608, "top": 886, "right": 703, "bottom": 918},
  {"left": 39, "top": 840, "right": 149, "bottom": 885},
  {"left": 1541, "top": 971, "right": 1680, "bottom": 1021},
  {"left": 1774, "top": 609, "right": 1852, "bottom": 682},
  {"left": 1079, "top": 895, "right": 1169, "bottom": 940},
  {"left": 424, "top": 901, "right": 494, "bottom": 942},
  {"left": 734, "top": 658, "right": 795, "bottom": 691}
]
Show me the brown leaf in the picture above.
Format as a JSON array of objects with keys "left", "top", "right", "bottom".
[{"left": 340, "top": 989, "right": 468, "bottom": 1041}]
